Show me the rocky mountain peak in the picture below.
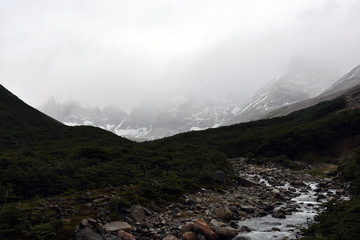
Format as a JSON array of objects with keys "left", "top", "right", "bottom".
[
  {"left": 224, "top": 58, "right": 339, "bottom": 125},
  {"left": 322, "top": 64, "right": 360, "bottom": 96}
]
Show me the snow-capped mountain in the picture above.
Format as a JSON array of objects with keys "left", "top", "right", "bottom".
[
  {"left": 225, "top": 57, "right": 339, "bottom": 125},
  {"left": 40, "top": 58, "right": 344, "bottom": 140},
  {"left": 40, "top": 98, "right": 128, "bottom": 131},
  {"left": 265, "top": 64, "right": 360, "bottom": 119},
  {"left": 40, "top": 95, "right": 242, "bottom": 141},
  {"left": 321, "top": 64, "right": 360, "bottom": 96},
  {"left": 118, "top": 96, "right": 240, "bottom": 140}
]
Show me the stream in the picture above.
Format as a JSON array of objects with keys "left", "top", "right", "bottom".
[{"left": 234, "top": 174, "right": 347, "bottom": 240}]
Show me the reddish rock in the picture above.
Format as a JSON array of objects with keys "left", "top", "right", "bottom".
[
  {"left": 193, "top": 219, "right": 216, "bottom": 240},
  {"left": 117, "top": 230, "right": 136, "bottom": 240},
  {"left": 182, "top": 231, "right": 198, "bottom": 240}
]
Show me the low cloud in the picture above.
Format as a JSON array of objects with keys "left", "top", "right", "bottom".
[{"left": 1, "top": 0, "right": 359, "bottom": 111}]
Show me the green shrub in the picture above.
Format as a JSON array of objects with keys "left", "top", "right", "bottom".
[
  {"left": 26, "top": 220, "right": 61, "bottom": 240},
  {"left": 303, "top": 198, "right": 360, "bottom": 240}
]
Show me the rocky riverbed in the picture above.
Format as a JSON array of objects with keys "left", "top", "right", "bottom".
[{"left": 75, "top": 158, "right": 350, "bottom": 240}]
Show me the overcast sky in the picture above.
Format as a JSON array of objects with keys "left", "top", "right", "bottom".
[{"left": 1, "top": 0, "right": 360, "bottom": 111}]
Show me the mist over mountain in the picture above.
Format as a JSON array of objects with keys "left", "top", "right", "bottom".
[
  {"left": 225, "top": 57, "right": 339, "bottom": 125},
  {"left": 265, "top": 63, "right": 360, "bottom": 119},
  {"left": 322, "top": 64, "right": 360, "bottom": 96},
  {"left": 40, "top": 95, "right": 243, "bottom": 140},
  {"left": 40, "top": 58, "right": 341, "bottom": 140}
]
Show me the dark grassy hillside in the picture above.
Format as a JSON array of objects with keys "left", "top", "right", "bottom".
[
  {"left": 1, "top": 85, "right": 233, "bottom": 239},
  {"left": 2, "top": 84, "right": 359, "bottom": 202},
  {"left": 0, "top": 85, "right": 231, "bottom": 203},
  {"left": 149, "top": 96, "right": 360, "bottom": 161}
]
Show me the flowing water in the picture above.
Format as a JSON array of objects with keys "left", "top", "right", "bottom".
[{"left": 234, "top": 177, "right": 333, "bottom": 240}]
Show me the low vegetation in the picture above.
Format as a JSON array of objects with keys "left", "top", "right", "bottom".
[{"left": 302, "top": 150, "right": 360, "bottom": 240}]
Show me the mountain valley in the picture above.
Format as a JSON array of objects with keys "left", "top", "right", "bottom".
[
  {"left": 1, "top": 67, "right": 360, "bottom": 239},
  {"left": 40, "top": 59, "right": 339, "bottom": 141}
]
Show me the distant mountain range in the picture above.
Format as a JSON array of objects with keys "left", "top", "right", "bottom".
[
  {"left": 40, "top": 58, "right": 350, "bottom": 140},
  {"left": 40, "top": 96, "right": 242, "bottom": 141}
]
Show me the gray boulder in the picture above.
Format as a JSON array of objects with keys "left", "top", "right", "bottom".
[{"left": 130, "top": 205, "right": 145, "bottom": 222}]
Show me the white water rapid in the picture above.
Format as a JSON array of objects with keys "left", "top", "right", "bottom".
[{"left": 234, "top": 176, "right": 338, "bottom": 240}]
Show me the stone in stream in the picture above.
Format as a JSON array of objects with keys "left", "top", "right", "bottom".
[
  {"left": 240, "top": 226, "right": 251, "bottom": 232},
  {"left": 209, "top": 219, "right": 226, "bottom": 232},
  {"left": 336, "top": 189, "right": 345, "bottom": 195},
  {"left": 217, "top": 227, "right": 239, "bottom": 240},
  {"left": 271, "top": 211, "right": 286, "bottom": 219},
  {"left": 239, "top": 205, "right": 255, "bottom": 214},
  {"left": 210, "top": 219, "right": 239, "bottom": 240},
  {"left": 316, "top": 194, "right": 326, "bottom": 201},
  {"left": 264, "top": 205, "right": 275, "bottom": 212}
]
